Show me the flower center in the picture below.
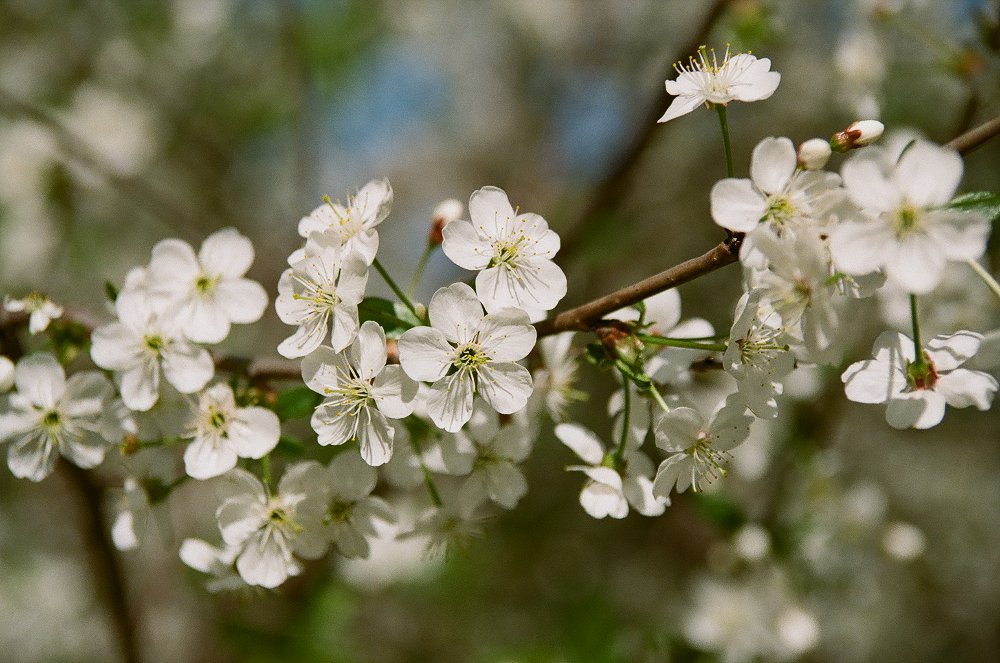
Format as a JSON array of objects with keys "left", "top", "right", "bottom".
[
  {"left": 894, "top": 205, "right": 921, "bottom": 237},
  {"left": 762, "top": 195, "right": 795, "bottom": 227},
  {"left": 905, "top": 354, "right": 938, "bottom": 390},
  {"left": 41, "top": 409, "right": 61, "bottom": 430},
  {"left": 325, "top": 499, "right": 355, "bottom": 524},
  {"left": 454, "top": 343, "right": 488, "bottom": 371},
  {"left": 194, "top": 273, "right": 219, "bottom": 295},
  {"left": 326, "top": 378, "right": 373, "bottom": 419},
  {"left": 489, "top": 232, "right": 528, "bottom": 270},
  {"left": 686, "top": 437, "right": 730, "bottom": 491},
  {"left": 143, "top": 334, "right": 165, "bottom": 355}
]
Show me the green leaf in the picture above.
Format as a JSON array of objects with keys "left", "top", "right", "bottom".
[
  {"left": 104, "top": 280, "right": 120, "bottom": 303},
  {"left": 275, "top": 435, "right": 306, "bottom": 456},
  {"left": 358, "top": 297, "right": 417, "bottom": 336},
  {"left": 272, "top": 387, "right": 322, "bottom": 421},
  {"left": 614, "top": 358, "right": 651, "bottom": 390},
  {"left": 948, "top": 191, "right": 1000, "bottom": 224}
]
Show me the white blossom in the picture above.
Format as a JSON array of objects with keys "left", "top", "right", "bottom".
[
  {"left": 90, "top": 296, "right": 214, "bottom": 411},
  {"left": 454, "top": 405, "right": 535, "bottom": 516},
  {"left": 710, "top": 136, "right": 843, "bottom": 268},
  {"left": 179, "top": 538, "right": 246, "bottom": 592},
  {"left": 143, "top": 228, "right": 268, "bottom": 344},
  {"left": 657, "top": 47, "right": 780, "bottom": 123},
  {"left": 320, "top": 452, "right": 396, "bottom": 559},
  {"left": 0, "top": 353, "right": 116, "bottom": 481},
  {"left": 652, "top": 397, "right": 754, "bottom": 497},
  {"left": 442, "top": 186, "right": 566, "bottom": 313},
  {"left": 297, "top": 178, "right": 393, "bottom": 265},
  {"left": 724, "top": 291, "right": 795, "bottom": 418},
  {"left": 302, "top": 321, "right": 418, "bottom": 466},
  {"left": 0, "top": 356, "right": 14, "bottom": 392},
  {"left": 182, "top": 383, "right": 280, "bottom": 480},
  {"left": 532, "top": 331, "right": 584, "bottom": 421},
  {"left": 275, "top": 245, "right": 368, "bottom": 358},
  {"left": 841, "top": 330, "right": 997, "bottom": 429},
  {"left": 216, "top": 463, "right": 329, "bottom": 589},
  {"left": 3, "top": 293, "right": 63, "bottom": 334},
  {"left": 829, "top": 139, "right": 990, "bottom": 294},
  {"left": 555, "top": 423, "right": 666, "bottom": 519},
  {"left": 398, "top": 283, "right": 536, "bottom": 432}
]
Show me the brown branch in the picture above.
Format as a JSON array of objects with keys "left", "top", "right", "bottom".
[
  {"left": 535, "top": 112, "right": 1000, "bottom": 338},
  {"left": 944, "top": 113, "right": 1000, "bottom": 155},
  {"left": 535, "top": 234, "right": 741, "bottom": 337},
  {"left": 557, "top": 0, "right": 735, "bottom": 262}
]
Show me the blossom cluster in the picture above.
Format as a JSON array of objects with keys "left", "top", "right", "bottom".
[{"left": 0, "top": 45, "right": 997, "bottom": 609}]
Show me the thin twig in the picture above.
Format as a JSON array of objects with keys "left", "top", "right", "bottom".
[{"left": 944, "top": 113, "right": 1000, "bottom": 155}]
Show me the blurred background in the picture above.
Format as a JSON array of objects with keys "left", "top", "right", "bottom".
[{"left": 1, "top": 0, "right": 999, "bottom": 661}]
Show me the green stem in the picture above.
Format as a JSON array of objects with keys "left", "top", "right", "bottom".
[
  {"left": 716, "top": 104, "right": 734, "bottom": 178},
  {"left": 638, "top": 334, "right": 727, "bottom": 352},
  {"left": 407, "top": 243, "right": 436, "bottom": 297},
  {"left": 408, "top": 433, "right": 443, "bottom": 508},
  {"left": 647, "top": 382, "right": 672, "bottom": 415},
  {"left": 260, "top": 455, "right": 272, "bottom": 495},
  {"left": 373, "top": 257, "right": 422, "bottom": 322},
  {"left": 612, "top": 371, "right": 632, "bottom": 462},
  {"left": 909, "top": 294, "right": 926, "bottom": 369},
  {"left": 967, "top": 258, "right": 1000, "bottom": 301}
]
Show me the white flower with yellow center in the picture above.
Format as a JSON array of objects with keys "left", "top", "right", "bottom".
[
  {"left": 398, "top": 283, "right": 536, "bottom": 432},
  {"left": 275, "top": 245, "right": 368, "bottom": 358},
  {"left": 657, "top": 47, "right": 780, "bottom": 123},
  {"left": 651, "top": 397, "right": 754, "bottom": 497},
  {"left": 3, "top": 292, "right": 63, "bottom": 334},
  {"left": 724, "top": 290, "right": 795, "bottom": 418},
  {"left": 182, "top": 383, "right": 280, "bottom": 480},
  {"left": 297, "top": 178, "right": 393, "bottom": 265},
  {"left": 0, "top": 353, "right": 117, "bottom": 481},
  {"left": 302, "top": 321, "right": 418, "bottom": 466},
  {"left": 143, "top": 228, "right": 269, "bottom": 344},
  {"left": 442, "top": 186, "right": 566, "bottom": 313},
  {"left": 829, "top": 140, "right": 990, "bottom": 294},
  {"left": 216, "top": 463, "right": 329, "bottom": 589}
]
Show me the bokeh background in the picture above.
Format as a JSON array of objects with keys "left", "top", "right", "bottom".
[{"left": 1, "top": 0, "right": 999, "bottom": 661}]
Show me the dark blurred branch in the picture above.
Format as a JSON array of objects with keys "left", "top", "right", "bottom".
[
  {"left": 557, "top": 0, "right": 735, "bottom": 263},
  {"left": 62, "top": 461, "right": 142, "bottom": 663},
  {"left": 0, "top": 87, "right": 202, "bottom": 241}
]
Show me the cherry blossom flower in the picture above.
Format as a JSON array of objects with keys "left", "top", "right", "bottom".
[
  {"left": 90, "top": 296, "right": 214, "bottom": 411},
  {"left": 453, "top": 405, "right": 536, "bottom": 516},
  {"left": 724, "top": 290, "right": 795, "bottom": 418},
  {"left": 657, "top": 47, "right": 780, "bottom": 123},
  {"left": 0, "top": 353, "right": 117, "bottom": 481},
  {"left": 710, "top": 136, "right": 843, "bottom": 268},
  {"left": 179, "top": 538, "right": 246, "bottom": 592},
  {"left": 301, "top": 321, "right": 418, "bottom": 466},
  {"left": 841, "top": 330, "right": 998, "bottom": 429},
  {"left": 532, "top": 331, "right": 585, "bottom": 422},
  {"left": 398, "top": 283, "right": 536, "bottom": 432},
  {"left": 275, "top": 245, "right": 368, "bottom": 358},
  {"left": 828, "top": 139, "right": 990, "bottom": 294},
  {"left": 441, "top": 186, "right": 566, "bottom": 313},
  {"left": 3, "top": 293, "right": 63, "bottom": 334},
  {"left": 216, "top": 463, "right": 329, "bottom": 589},
  {"left": 182, "top": 383, "right": 280, "bottom": 480},
  {"left": 142, "top": 228, "right": 268, "bottom": 344},
  {"left": 297, "top": 178, "right": 393, "bottom": 265},
  {"left": 320, "top": 452, "right": 395, "bottom": 558},
  {"left": 555, "top": 423, "right": 666, "bottom": 519},
  {"left": 652, "top": 397, "right": 754, "bottom": 497}
]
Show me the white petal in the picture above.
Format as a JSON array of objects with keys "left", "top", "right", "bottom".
[
  {"left": 885, "top": 391, "right": 946, "bottom": 429},
  {"left": 14, "top": 353, "right": 65, "bottom": 407},
  {"left": 486, "top": 462, "right": 528, "bottom": 509},
  {"left": 162, "top": 344, "right": 213, "bottom": 394},
  {"left": 372, "top": 366, "right": 418, "bottom": 419},
  {"left": 229, "top": 407, "right": 281, "bottom": 458},
  {"left": 478, "top": 309, "right": 536, "bottom": 362},
  {"left": 925, "top": 331, "right": 982, "bottom": 371},
  {"left": 216, "top": 279, "right": 269, "bottom": 324},
  {"left": 216, "top": 495, "right": 265, "bottom": 546},
  {"left": 426, "top": 373, "right": 474, "bottom": 432},
  {"left": 711, "top": 179, "right": 766, "bottom": 233},
  {"left": 476, "top": 362, "right": 532, "bottom": 414},
  {"left": 935, "top": 369, "right": 997, "bottom": 410},
  {"left": 623, "top": 474, "right": 666, "bottom": 517},
  {"left": 441, "top": 220, "right": 492, "bottom": 270},
  {"left": 842, "top": 152, "right": 900, "bottom": 212},
  {"left": 884, "top": 234, "right": 946, "bottom": 294},
  {"left": 428, "top": 282, "right": 483, "bottom": 344},
  {"left": 278, "top": 315, "right": 328, "bottom": 359},
  {"left": 237, "top": 534, "right": 294, "bottom": 588},
  {"left": 398, "top": 327, "right": 454, "bottom": 382},
  {"left": 8, "top": 433, "right": 56, "bottom": 481},
  {"left": 358, "top": 409, "right": 395, "bottom": 466},
  {"left": 120, "top": 362, "right": 160, "bottom": 412},
  {"left": 893, "top": 141, "right": 962, "bottom": 207},
  {"left": 656, "top": 93, "right": 704, "bottom": 123},
  {"left": 750, "top": 137, "right": 796, "bottom": 194},
  {"left": 90, "top": 323, "right": 140, "bottom": 371},
  {"left": 355, "top": 320, "right": 387, "bottom": 379},
  {"left": 199, "top": 228, "right": 255, "bottom": 277},
  {"left": 184, "top": 438, "right": 239, "bottom": 480},
  {"left": 828, "top": 220, "right": 892, "bottom": 276},
  {"left": 469, "top": 186, "right": 516, "bottom": 238},
  {"left": 329, "top": 303, "right": 360, "bottom": 353},
  {"left": 554, "top": 423, "right": 605, "bottom": 465}
]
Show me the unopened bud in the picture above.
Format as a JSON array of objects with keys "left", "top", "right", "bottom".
[
  {"left": 797, "top": 138, "right": 832, "bottom": 170},
  {"left": 120, "top": 434, "right": 139, "bottom": 456},
  {"left": 385, "top": 337, "right": 399, "bottom": 365},
  {"left": 428, "top": 198, "right": 464, "bottom": 245},
  {"left": 831, "top": 120, "right": 884, "bottom": 152},
  {"left": 594, "top": 320, "right": 644, "bottom": 365}
]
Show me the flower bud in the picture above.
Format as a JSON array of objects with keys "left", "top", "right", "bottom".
[
  {"left": 428, "top": 198, "right": 464, "bottom": 245},
  {"left": 797, "top": 138, "right": 832, "bottom": 170},
  {"left": 594, "top": 320, "right": 644, "bottom": 365},
  {"left": 831, "top": 120, "right": 884, "bottom": 152}
]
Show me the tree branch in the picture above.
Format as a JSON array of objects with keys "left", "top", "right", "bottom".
[{"left": 534, "top": 112, "right": 1000, "bottom": 338}]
